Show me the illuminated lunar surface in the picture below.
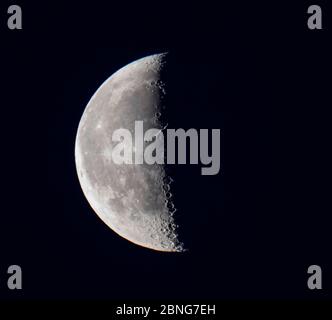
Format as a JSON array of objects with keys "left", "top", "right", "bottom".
[{"left": 75, "top": 53, "right": 184, "bottom": 252}]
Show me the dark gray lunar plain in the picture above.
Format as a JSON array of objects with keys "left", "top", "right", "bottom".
[{"left": 75, "top": 54, "right": 185, "bottom": 252}]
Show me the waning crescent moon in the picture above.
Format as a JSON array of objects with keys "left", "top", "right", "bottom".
[{"left": 75, "top": 53, "right": 184, "bottom": 252}]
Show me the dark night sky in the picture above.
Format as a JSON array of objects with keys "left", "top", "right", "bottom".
[{"left": 0, "top": 1, "right": 331, "bottom": 300}]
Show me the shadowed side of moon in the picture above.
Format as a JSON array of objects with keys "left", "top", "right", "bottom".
[{"left": 75, "top": 54, "right": 185, "bottom": 252}]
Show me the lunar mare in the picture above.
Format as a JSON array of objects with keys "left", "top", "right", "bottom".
[{"left": 75, "top": 53, "right": 184, "bottom": 252}]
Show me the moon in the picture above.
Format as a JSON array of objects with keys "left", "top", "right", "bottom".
[{"left": 75, "top": 53, "right": 184, "bottom": 252}]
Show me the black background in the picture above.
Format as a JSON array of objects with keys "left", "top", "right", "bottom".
[{"left": 0, "top": 1, "right": 331, "bottom": 300}]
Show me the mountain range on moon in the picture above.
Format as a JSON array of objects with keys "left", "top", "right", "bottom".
[{"left": 75, "top": 53, "right": 186, "bottom": 252}]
